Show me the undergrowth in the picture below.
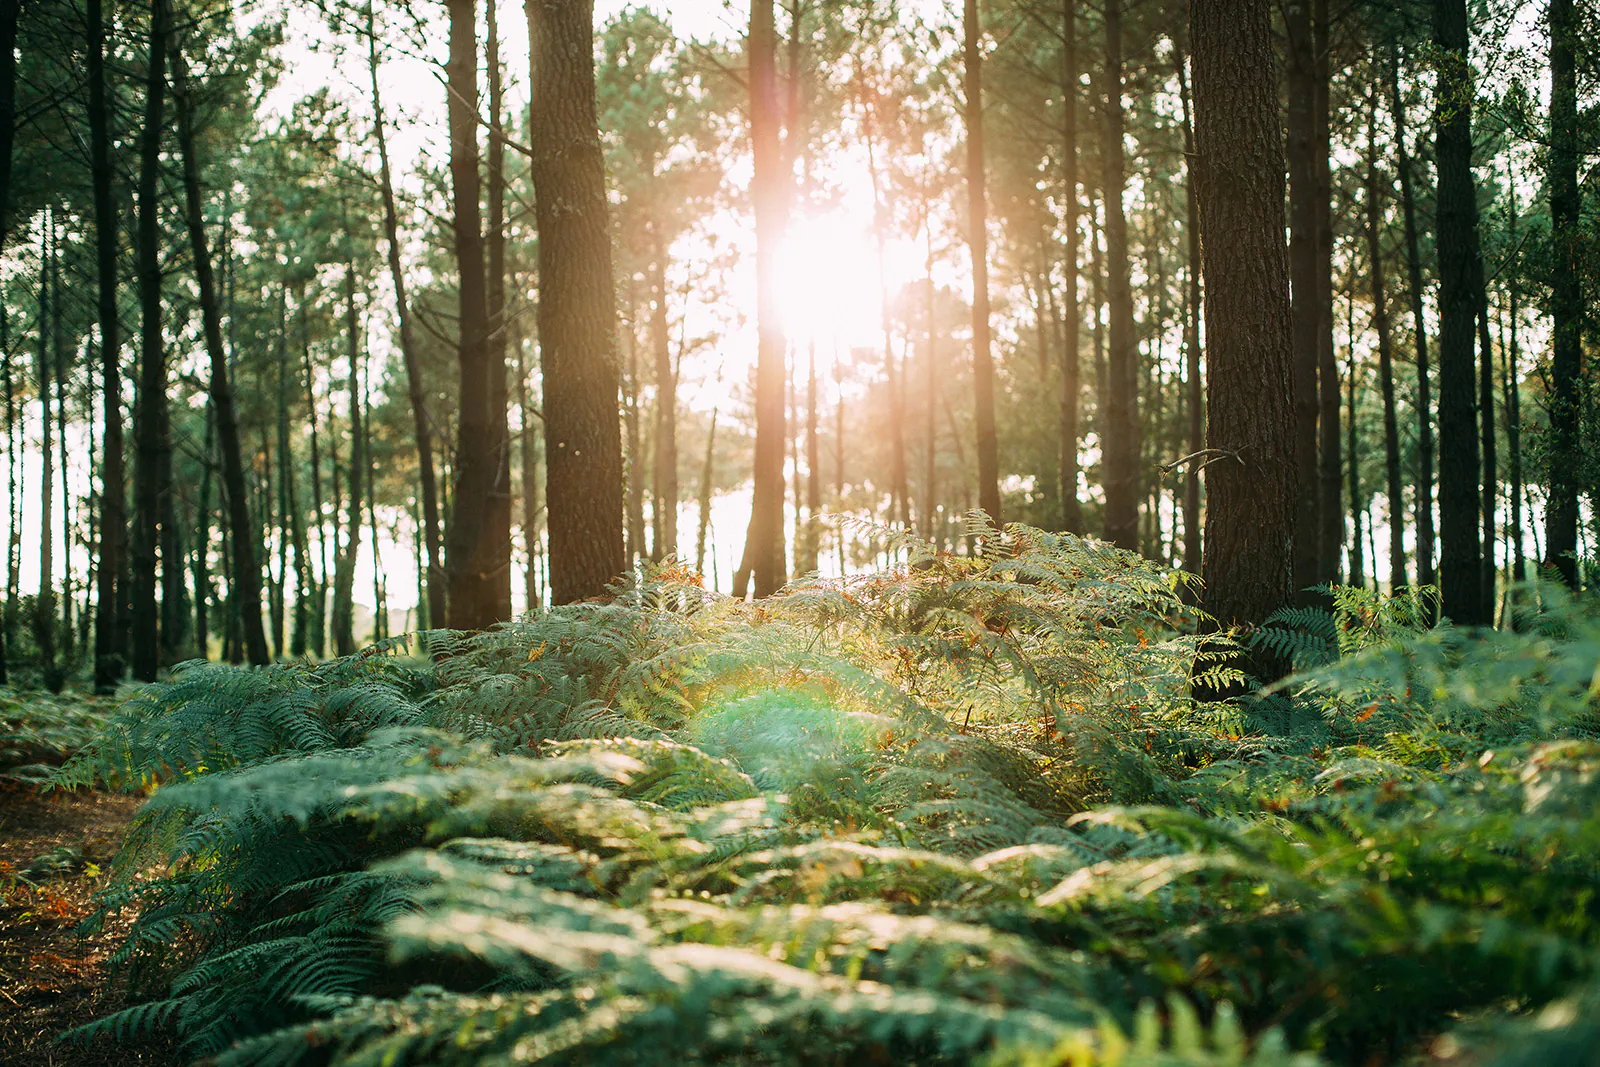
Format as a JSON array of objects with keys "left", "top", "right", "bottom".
[{"left": 51, "top": 522, "right": 1600, "bottom": 1066}]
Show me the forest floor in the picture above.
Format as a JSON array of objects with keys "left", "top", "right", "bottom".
[{"left": 0, "top": 779, "right": 175, "bottom": 1067}]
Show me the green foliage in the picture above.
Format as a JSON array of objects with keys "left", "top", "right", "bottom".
[
  {"left": 56, "top": 533, "right": 1600, "bottom": 1066},
  {"left": 0, "top": 687, "right": 117, "bottom": 780}
]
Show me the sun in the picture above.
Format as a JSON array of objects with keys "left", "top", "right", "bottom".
[{"left": 772, "top": 214, "right": 887, "bottom": 354}]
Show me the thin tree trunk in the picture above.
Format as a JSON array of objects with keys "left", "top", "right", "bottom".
[
  {"left": 2, "top": 298, "right": 13, "bottom": 679},
  {"left": 172, "top": 40, "right": 270, "bottom": 665},
  {"left": 482, "top": 0, "right": 512, "bottom": 620},
  {"left": 36, "top": 215, "right": 56, "bottom": 679},
  {"left": 735, "top": 0, "right": 790, "bottom": 596},
  {"left": 193, "top": 404, "right": 213, "bottom": 657},
  {"left": 963, "top": 0, "right": 1002, "bottom": 526},
  {"left": 1190, "top": 0, "right": 1296, "bottom": 666},
  {"left": 527, "top": 0, "right": 626, "bottom": 603},
  {"left": 650, "top": 237, "right": 678, "bottom": 561},
  {"left": 1475, "top": 244, "right": 1497, "bottom": 620},
  {"left": 1286, "top": 0, "right": 1320, "bottom": 600},
  {"left": 804, "top": 341, "right": 820, "bottom": 570},
  {"left": 922, "top": 214, "right": 939, "bottom": 543},
  {"left": 1313, "top": 0, "right": 1340, "bottom": 585},
  {"left": 1057, "top": 0, "right": 1082, "bottom": 535},
  {"left": 0, "top": 0, "right": 17, "bottom": 255},
  {"left": 517, "top": 330, "right": 540, "bottom": 614},
  {"left": 1388, "top": 44, "right": 1435, "bottom": 591},
  {"left": 696, "top": 406, "right": 718, "bottom": 578},
  {"left": 367, "top": 0, "right": 444, "bottom": 629},
  {"left": 624, "top": 306, "right": 646, "bottom": 563},
  {"left": 1366, "top": 91, "right": 1406, "bottom": 592},
  {"left": 1432, "top": 0, "right": 1484, "bottom": 624},
  {"left": 1502, "top": 179, "right": 1525, "bottom": 589},
  {"left": 1176, "top": 43, "right": 1203, "bottom": 574},
  {"left": 332, "top": 251, "right": 362, "bottom": 656},
  {"left": 1100, "top": 0, "right": 1139, "bottom": 551},
  {"left": 1347, "top": 311, "right": 1363, "bottom": 590},
  {"left": 1545, "top": 0, "right": 1580, "bottom": 587},
  {"left": 89, "top": 0, "right": 127, "bottom": 689}
]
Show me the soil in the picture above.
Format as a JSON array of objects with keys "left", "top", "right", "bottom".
[{"left": 0, "top": 780, "right": 178, "bottom": 1067}]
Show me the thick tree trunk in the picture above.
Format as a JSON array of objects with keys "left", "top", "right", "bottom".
[
  {"left": 1432, "top": 0, "right": 1484, "bottom": 624},
  {"left": 367, "top": 0, "right": 445, "bottom": 630},
  {"left": 1190, "top": 0, "right": 1295, "bottom": 655},
  {"left": 89, "top": 0, "right": 127, "bottom": 689},
  {"left": 1544, "top": 0, "right": 1580, "bottom": 588},
  {"left": 1099, "top": 0, "right": 1139, "bottom": 551},
  {"left": 527, "top": 0, "right": 626, "bottom": 603},
  {"left": 963, "top": 0, "right": 1002, "bottom": 526},
  {"left": 1059, "top": 0, "right": 1083, "bottom": 535},
  {"left": 1366, "top": 100, "right": 1406, "bottom": 593},
  {"left": 172, "top": 42, "right": 270, "bottom": 665},
  {"left": 734, "top": 0, "right": 790, "bottom": 596},
  {"left": 443, "top": 0, "right": 497, "bottom": 627},
  {"left": 1389, "top": 45, "right": 1435, "bottom": 591}
]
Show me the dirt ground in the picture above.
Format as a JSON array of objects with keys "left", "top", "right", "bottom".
[{"left": 0, "top": 781, "right": 177, "bottom": 1067}]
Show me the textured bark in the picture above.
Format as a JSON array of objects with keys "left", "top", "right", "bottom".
[
  {"left": 1285, "top": 0, "right": 1320, "bottom": 600},
  {"left": 1313, "top": 0, "right": 1340, "bottom": 585},
  {"left": 1176, "top": 45, "right": 1202, "bottom": 575},
  {"left": 1190, "top": 0, "right": 1295, "bottom": 643},
  {"left": 963, "top": 0, "right": 1002, "bottom": 526},
  {"left": 527, "top": 0, "right": 626, "bottom": 603},
  {"left": 734, "top": 0, "right": 789, "bottom": 596},
  {"left": 1366, "top": 99, "right": 1406, "bottom": 593},
  {"left": 130, "top": 0, "right": 168, "bottom": 682},
  {"left": 1544, "top": 0, "right": 1581, "bottom": 588},
  {"left": 172, "top": 42, "right": 270, "bottom": 665},
  {"left": 367, "top": 0, "right": 444, "bottom": 630},
  {"left": 1501, "top": 184, "right": 1526, "bottom": 589},
  {"left": 1059, "top": 0, "right": 1083, "bottom": 535},
  {"left": 89, "top": 0, "right": 127, "bottom": 689},
  {"left": 443, "top": 0, "right": 496, "bottom": 627},
  {"left": 1432, "top": 0, "right": 1484, "bottom": 624},
  {"left": 1389, "top": 45, "right": 1435, "bottom": 590},
  {"left": 0, "top": 0, "right": 16, "bottom": 254},
  {"left": 482, "top": 1, "right": 513, "bottom": 620},
  {"left": 1099, "top": 0, "right": 1139, "bottom": 552}
]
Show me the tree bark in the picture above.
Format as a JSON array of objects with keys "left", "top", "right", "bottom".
[
  {"left": 443, "top": 0, "right": 496, "bottom": 627},
  {"left": 89, "top": 0, "right": 127, "bottom": 689},
  {"left": 1285, "top": 0, "right": 1320, "bottom": 600},
  {"left": 527, "top": 0, "right": 626, "bottom": 603},
  {"left": 1544, "top": 0, "right": 1581, "bottom": 588},
  {"left": 963, "top": 0, "right": 1002, "bottom": 526},
  {"left": 366, "top": 0, "right": 444, "bottom": 629},
  {"left": 1099, "top": 0, "right": 1139, "bottom": 551},
  {"left": 1190, "top": 0, "right": 1296, "bottom": 654},
  {"left": 1313, "top": 0, "right": 1340, "bottom": 585},
  {"left": 1176, "top": 43, "right": 1203, "bottom": 574},
  {"left": 1474, "top": 246, "right": 1497, "bottom": 619},
  {"left": 332, "top": 253, "right": 362, "bottom": 656},
  {"left": 482, "top": 0, "right": 513, "bottom": 620},
  {"left": 1432, "top": 0, "right": 1484, "bottom": 624},
  {"left": 1059, "top": 0, "right": 1083, "bottom": 535},
  {"left": 734, "top": 0, "right": 790, "bottom": 596},
  {"left": 172, "top": 40, "right": 270, "bottom": 665},
  {"left": 130, "top": 0, "right": 168, "bottom": 682},
  {"left": 1388, "top": 44, "right": 1435, "bottom": 592},
  {"left": 35, "top": 216, "right": 56, "bottom": 679},
  {"left": 650, "top": 235, "right": 678, "bottom": 561},
  {"left": 0, "top": 0, "right": 17, "bottom": 255},
  {"left": 1366, "top": 97, "right": 1406, "bottom": 593}
]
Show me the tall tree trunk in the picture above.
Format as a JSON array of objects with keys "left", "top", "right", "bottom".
[
  {"left": 650, "top": 237, "right": 678, "bottom": 561},
  {"left": 1346, "top": 317, "right": 1363, "bottom": 590},
  {"left": 443, "top": 0, "right": 496, "bottom": 627},
  {"left": 53, "top": 211, "right": 72, "bottom": 653},
  {"left": 1058, "top": 0, "right": 1082, "bottom": 535},
  {"left": 193, "top": 404, "right": 213, "bottom": 657},
  {"left": 2, "top": 299, "right": 13, "bottom": 679},
  {"left": 1176, "top": 43, "right": 1203, "bottom": 574},
  {"left": 301, "top": 290, "right": 328, "bottom": 654},
  {"left": 333, "top": 254, "right": 362, "bottom": 656},
  {"left": 527, "top": 0, "right": 626, "bottom": 603},
  {"left": 734, "top": 0, "right": 790, "bottom": 596},
  {"left": 1100, "top": 0, "right": 1139, "bottom": 551},
  {"left": 1190, "top": 0, "right": 1295, "bottom": 660},
  {"left": 623, "top": 308, "right": 646, "bottom": 563},
  {"left": 1285, "top": 0, "right": 1320, "bottom": 600},
  {"left": 1366, "top": 105, "right": 1406, "bottom": 594},
  {"left": 1388, "top": 45, "right": 1435, "bottom": 592},
  {"left": 130, "top": 0, "right": 169, "bottom": 682},
  {"left": 482, "top": 0, "right": 512, "bottom": 620},
  {"left": 804, "top": 341, "right": 820, "bottom": 570},
  {"left": 517, "top": 332, "right": 541, "bottom": 613},
  {"left": 963, "top": 0, "right": 1002, "bottom": 526},
  {"left": 1544, "top": 0, "right": 1581, "bottom": 588},
  {"left": 89, "top": 0, "right": 127, "bottom": 689},
  {"left": 0, "top": 0, "right": 17, "bottom": 255},
  {"left": 367, "top": 0, "right": 444, "bottom": 629},
  {"left": 1474, "top": 247, "right": 1497, "bottom": 619},
  {"left": 36, "top": 215, "right": 56, "bottom": 679},
  {"left": 1432, "top": 0, "right": 1484, "bottom": 624},
  {"left": 922, "top": 217, "right": 939, "bottom": 543},
  {"left": 696, "top": 406, "right": 718, "bottom": 578},
  {"left": 1502, "top": 180, "right": 1526, "bottom": 589},
  {"left": 1313, "top": 0, "right": 1340, "bottom": 585},
  {"left": 172, "top": 39, "right": 270, "bottom": 665}
]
